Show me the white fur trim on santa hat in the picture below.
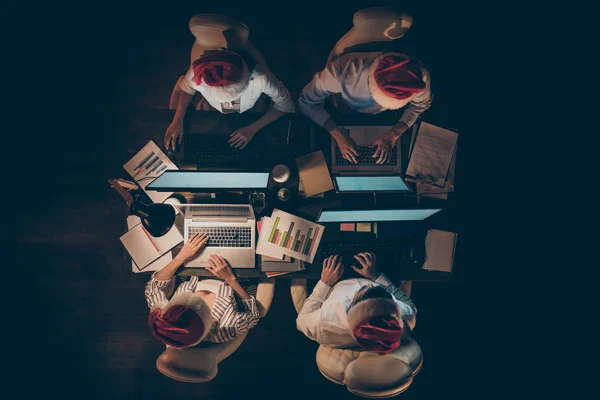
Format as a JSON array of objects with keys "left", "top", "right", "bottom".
[
  {"left": 368, "top": 53, "right": 414, "bottom": 111},
  {"left": 199, "top": 59, "right": 251, "bottom": 103},
  {"left": 347, "top": 297, "right": 402, "bottom": 332},
  {"left": 162, "top": 291, "right": 213, "bottom": 347}
]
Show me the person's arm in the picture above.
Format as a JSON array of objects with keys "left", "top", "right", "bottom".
[
  {"left": 228, "top": 73, "right": 294, "bottom": 149},
  {"left": 352, "top": 252, "right": 416, "bottom": 319},
  {"left": 296, "top": 255, "right": 344, "bottom": 341},
  {"left": 154, "top": 233, "right": 208, "bottom": 281},
  {"left": 205, "top": 254, "right": 260, "bottom": 337},
  {"left": 370, "top": 68, "right": 432, "bottom": 164},
  {"left": 165, "top": 68, "right": 197, "bottom": 151},
  {"left": 398, "top": 67, "right": 433, "bottom": 129}
]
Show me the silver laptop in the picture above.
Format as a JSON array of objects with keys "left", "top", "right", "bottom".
[
  {"left": 331, "top": 126, "right": 401, "bottom": 174},
  {"left": 179, "top": 204, "right": 256, "bottom": 268}
]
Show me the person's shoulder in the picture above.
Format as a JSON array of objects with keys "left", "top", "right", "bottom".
[{"left": 329, "top": 52, "right": 380, "bottom": 76}]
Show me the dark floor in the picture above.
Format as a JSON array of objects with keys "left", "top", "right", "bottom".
[{"left": 17, "top": 3, "right": 492, "bottom": 399}]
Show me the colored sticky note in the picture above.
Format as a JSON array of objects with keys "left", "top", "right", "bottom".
[
  {"left": 340, "top": 223, "right": 355, "bottom": 232},
  {"left": 356, "top": 223, "right": 371, "bottom": 232}
]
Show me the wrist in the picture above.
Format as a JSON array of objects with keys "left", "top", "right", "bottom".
[
  {"left": 174, "top": 254, "right": 187, "bottom": 264},
  {"left": 225, "top": 276, "right": 237, "bottom": 284}
]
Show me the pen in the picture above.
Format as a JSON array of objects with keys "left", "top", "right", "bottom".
[
  {"left": 134, "top": 152, "right": 155, "bottom": 171},
  {"left": 142, "top": 226, "right": 160, "bottom": 252}
]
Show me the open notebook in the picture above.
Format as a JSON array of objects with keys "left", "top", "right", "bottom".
[{"left": 120, "top": 222, "right": 183, "bottom": 270}]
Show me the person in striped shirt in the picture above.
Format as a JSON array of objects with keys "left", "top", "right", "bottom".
[{"left": 145, "top": 233, "right": 260, "bottom": 347}]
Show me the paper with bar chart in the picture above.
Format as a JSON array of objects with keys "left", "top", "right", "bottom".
[
  {"left": 256, "top": 209, "right": 324, "bottom": 263},
  {"left": 123, "top": 141, "right": 178, "bottom": 203}
]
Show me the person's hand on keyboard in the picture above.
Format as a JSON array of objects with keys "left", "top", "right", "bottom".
[
  {"left": 176, "top": 233, "right": 209, "bottom": 262},
  {"left": 333, "top": 131, "right": 360, "bottom": 164},
  {"left": 371, "top": 128, "right": 401, "bottom": 164},
  {"left": 228, "top": 125, "right": 259, "bottom": 149},
  {"left": 352, "top": 252, "right": 381, "bottom": 281},
  {"left": 207, "top": 254, "right": 236, "bottom": 283},
  {"left": 165, "top": 120, "right": 184, "bottom": 151},
  {"left": 321, "top": 254, "right": 345, "bottom": 287}
]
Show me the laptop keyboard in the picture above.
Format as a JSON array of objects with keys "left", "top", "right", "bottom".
[
  {"left": 187, "top": 226, "right": 252, "bottom": 248},
  {"left": 335, "top": 146, "right": 398, "bottom": 165},
  {"left": 188, "top": 206, "right": 248, "bottom": 214},
  {"left": 184, "top": 135, "right": 264, "bottom": 164}
]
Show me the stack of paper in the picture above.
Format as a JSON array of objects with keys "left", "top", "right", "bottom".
[
  {"left": 256, "top": 209, "right": 325, "bottom": 264},
  {"left": 422, "top": 229, "right": 457, "bottom": 273},
  {"left": 123, "top": 141, "right": 179, "bottom": 204},
  {"left": 406, "top": 122, "right": 458, "bottom": 200}
]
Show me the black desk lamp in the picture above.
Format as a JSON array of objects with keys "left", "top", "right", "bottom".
[{"left": 108, "top": 179, "right": 176, "bottom": 237}]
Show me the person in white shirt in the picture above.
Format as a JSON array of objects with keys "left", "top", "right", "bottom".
[
  {"left": 146, "top": 233, "right": 260, "bottom": 347},
  {"left": 298, "top": 52, "right": 432, "bottom": 164},
  {"left": 296, "top": 253, "right": 416, "bottom": 354},
  {"left": 165, "top": 49, "right": 295, "bottom": 151}
]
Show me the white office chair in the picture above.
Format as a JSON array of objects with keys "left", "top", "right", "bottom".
[
  {"left": 156, "top": 278, "right": 275, "bottom": 383},
  {"left": 170, "top": 14, "right": 270, "bottom": 110},
  {"left": 291, "top": 279, "right": 421, "bottom": 398},
  {"left": 327, "top": 7, "right": 413, "bottom": 64}
]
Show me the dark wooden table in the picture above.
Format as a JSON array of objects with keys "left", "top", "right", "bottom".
[{"left": 124, "top": 109, "right": 458, "bottom": 281}]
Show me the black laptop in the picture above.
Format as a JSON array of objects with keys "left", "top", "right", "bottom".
[{"left": 313, "top": 207, "right": 443, "bottom": 267}]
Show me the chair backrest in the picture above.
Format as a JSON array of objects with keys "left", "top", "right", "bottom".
[
  {"left": 327, "top": 7, "right": 413, "bottom": 64},
  {"left": 188, "top": 14, "right": 269, "bottom": 72},
  {"left": 156, "top": 278, "right": 275, "bottom": 383},
  {"left": 316, "top": 337, "right": 423, "bottom": 398}
]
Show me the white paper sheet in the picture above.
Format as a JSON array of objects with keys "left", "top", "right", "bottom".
[
  {"left": 123, "top": 141, "right": 179, "bottom": 203},
  {"left": 406, "top": 123, "right": 458, "bottom": 188}
]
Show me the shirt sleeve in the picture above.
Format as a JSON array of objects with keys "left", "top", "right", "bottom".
[
  {"left": 399, "top": 67, "right": 433, "bottom": 128},
  {"left": 178, "top": 66, "right": 198, "bottom": 95},
  {"left": 144, "top": 272, "right": 175, "bottom": 310},
  {"left": 298, "top": 63, "right": 343, "bottom": 126},
  {"left": 375, "top": 274, "right": 417, "bottom": 320},
  {"left": 296, "top": 280, "right": 332, "bottom": 342},
  {"left": 261, "top": 73, "right": 295, "bottom": 113},
  {"left": 233, "top": 296, "right": 261, "bottom": 336}
]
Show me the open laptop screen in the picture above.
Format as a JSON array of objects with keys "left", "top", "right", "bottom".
[
  {"left": 334, "top": 176, "right": 410, "bottom": 192},
  {"left": 317, "top": 209, "right": 442, "bottom": 223},
  {"left": 147, "top": 171, "right": 270, "bottom": 191}
]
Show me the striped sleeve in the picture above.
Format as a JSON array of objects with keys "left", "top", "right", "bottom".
[
  {"left": 233, "top": 296, "right": 260, "bottom": 335},
  {"left": 173, "top": 275, "right": 198, "bottom": 297},
  {"left": 144, "top": 272, "right": 175, "bottom": 310}
]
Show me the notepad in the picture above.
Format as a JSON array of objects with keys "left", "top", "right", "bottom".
[
  {"left": 423, "top": 229, "right": 457, "bottom": 273},
  {"left": 120, "top": 222, "right": 183, "bottom": 270},
  {"left": 295, "top": 151, "right": 334, "bottom": 197}
]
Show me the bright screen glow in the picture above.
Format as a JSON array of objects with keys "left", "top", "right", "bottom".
[
  {"left": 147, "top": 171, "right": 270, "bottom": 190},
  {"left": 335, "top": 176, "right": 410, "bottom": 192},
  {"left": 318, "top": 209, "right": 442, "bottom": 223}
]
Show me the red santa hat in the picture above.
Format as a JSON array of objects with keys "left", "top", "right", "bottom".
[
  {"left": 368, "top": 53, "right": 427, "bottom": 110},
  {"left": 148, "top": 292, "right": 213, "bottom": 348},
  {"left": 192, "top": 49, "right": 251, "bottom": 102},
  {"left": 347, "top": 296, "right": 404, "bottom": 355}
]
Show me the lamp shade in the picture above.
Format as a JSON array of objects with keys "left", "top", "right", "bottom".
[{"left": 130, "top": 201, "right": 176, "bottom": 237}]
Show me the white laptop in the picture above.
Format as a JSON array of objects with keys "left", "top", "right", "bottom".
[
  {"left": 179, "top": 204, "right": 256, "bottom": 268},
  {"left": 331, "top": 126, "right": 401, "bottom": 174}
]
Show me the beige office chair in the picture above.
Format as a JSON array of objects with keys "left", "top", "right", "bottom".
[
  {"left": 327, "top": 7, "right": 413, "bottom": 64},
  {"left": 291, "top": 279, "right": 422, "bottom": 398},
  {"left": 170, "top": 14, "right": 270, "bottom": 110},
  {"left": 156, "top": 278, "right": 275, "bottom": 383}
]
